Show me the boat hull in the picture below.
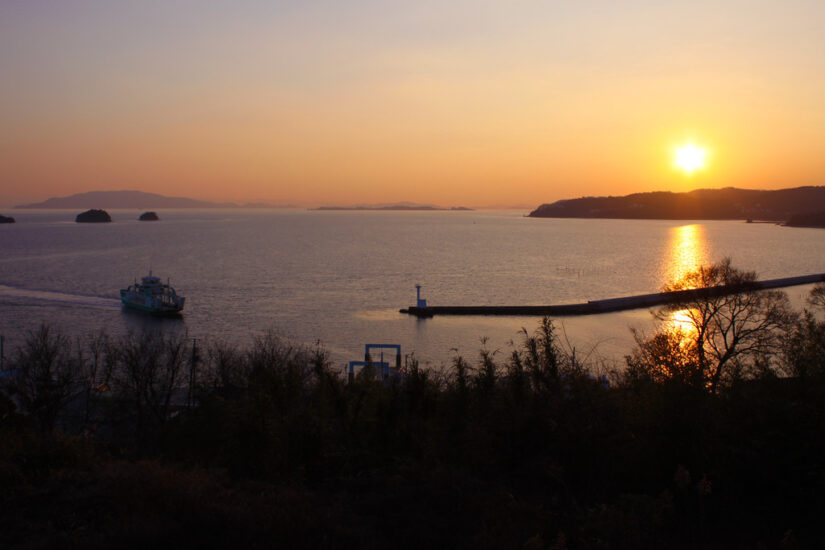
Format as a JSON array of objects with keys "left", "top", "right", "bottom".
[
  {"left": 120, "top": 299, "right": 184, "bottom": 315},
  {"left": 120, "top": 289, "right": 185, "bottom": 315}
]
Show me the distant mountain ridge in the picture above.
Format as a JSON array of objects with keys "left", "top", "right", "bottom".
[
  {"left": 15, "top": 190, "right": 272, "bottom": 209},
  {"left": 529, "top": 186, "right": 825, "bottom": 220}
]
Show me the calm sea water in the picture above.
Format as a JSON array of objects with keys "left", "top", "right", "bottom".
[{"left": 2, "top": 209, "right": 825, "bottom": 368}]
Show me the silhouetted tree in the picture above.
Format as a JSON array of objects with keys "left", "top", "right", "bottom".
[
  {"left": 782, "top": 310, "right": 825, "bottom": 381},
  {"left": 807, "top": 283, "right": 825, "bottom": 309},
  {"left": 625, "top": 328, "right": 701, "bottom": 387},
  {"left": 79, "top": 330, "right": 114, "bottom": 430},
  {"left": 3, "top": 325, "right": 79, "bottom": 432},
  {"left": 111, "top": 330, "right": 188, "bottom": 451},
  {"left": 635, "top": 259, "right": 794, "bottom": 392},
  {"left": 781, "top": 285, "right": 825, "bottom": 382}
]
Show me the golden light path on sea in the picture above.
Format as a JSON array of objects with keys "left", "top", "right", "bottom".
[{"left": 665, "top": 224, "right": 709, "bottom": 335}]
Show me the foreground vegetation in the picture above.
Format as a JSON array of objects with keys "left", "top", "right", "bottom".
[{"left": 3, "top": 262, "right": 825, "bottom": 549}]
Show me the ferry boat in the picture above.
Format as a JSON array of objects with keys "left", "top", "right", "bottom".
[{"left": 120, "top": 272, "right": 185, "bottom": 314}]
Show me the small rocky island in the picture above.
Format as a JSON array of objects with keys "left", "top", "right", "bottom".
[
  {"left": 75, "top": 209, "right": 112, "bottom": 223},
  {"left": 139, "top": 211, "right": 159, "bottom": 221},
  {"left": 0, "top": 214, "right": 15, "bottom": 223}
]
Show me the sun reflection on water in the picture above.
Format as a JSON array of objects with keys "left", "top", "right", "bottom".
[
  {"left": 666, "top": 224, "right": 708, "bottom": 287},
  {"left": 669, "top": 308, "right": 697, "bottom": 335},
  {"left": 664, "top": 224, "right": 709, "bottom": 335}
]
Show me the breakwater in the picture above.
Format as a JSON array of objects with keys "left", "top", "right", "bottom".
[{"left": 400, "top": 273, "right": 825, "bottom": 318}]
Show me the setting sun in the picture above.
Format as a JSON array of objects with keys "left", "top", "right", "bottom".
[{"left": 674, "top": 143, "right": 709, "bottom": 175}]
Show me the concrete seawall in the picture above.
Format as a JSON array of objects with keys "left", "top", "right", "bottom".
[{"left": 400, "top": 273, "right": 825, "bottom": 318}]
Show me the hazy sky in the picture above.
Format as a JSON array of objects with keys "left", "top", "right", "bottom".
[{"left": 1, "top": 1, "right": 823, "bottom": 207}]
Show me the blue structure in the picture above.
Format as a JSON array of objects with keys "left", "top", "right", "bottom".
[
  {"left": 348, "top": 343, "right": 403, "bottom": 382},
  {"left": 348, "top": 360, "right": 390, "bottom": 381},
  {"left": 415, "top": 285, "right": 427, "bottom": 308}
]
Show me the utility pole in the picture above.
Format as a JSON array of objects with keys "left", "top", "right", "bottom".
[{"left": 188, "top": 338, "right": 199, "bottom": 408}]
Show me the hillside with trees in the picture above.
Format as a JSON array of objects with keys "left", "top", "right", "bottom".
[
  {"left": 785, "top": 210, "right": 825, "bottom": 228},
  {"left": 529, "top": 186, "right": 825, "bottom": 221}
]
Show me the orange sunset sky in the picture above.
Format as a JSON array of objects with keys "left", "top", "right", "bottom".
[{"left": 1, "top": 1, "right": 823, "bottom": 208}]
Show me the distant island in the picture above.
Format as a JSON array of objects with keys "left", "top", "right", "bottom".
[
  {"left": 0, "top": 214, "right": 14, "bottom": 223},
  {"left": 314, "top": 202, "right": 473, "bottom": 211},
  {"left": 529, "top": 186, "right": 825, "bottom": 221},
  {"left": 139, "top": 211, "right": 159, "bottom": 221},
  {"left": 15, "top": 190, "right": 287, "bottom": 210},
  {"left": 75, "top": 209, "right": 112, "bottom": 223}
]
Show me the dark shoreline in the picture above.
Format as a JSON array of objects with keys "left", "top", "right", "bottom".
[{"left": 528, "top": 185, "right": 825, "bottom": 221}]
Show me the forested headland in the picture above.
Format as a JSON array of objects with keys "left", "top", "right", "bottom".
[
  {"left": 3, "top": 260, "right": 825, "bottom": 549},
  {"left": 529, "top": 186, "right": 825, "bottom": 221}
]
